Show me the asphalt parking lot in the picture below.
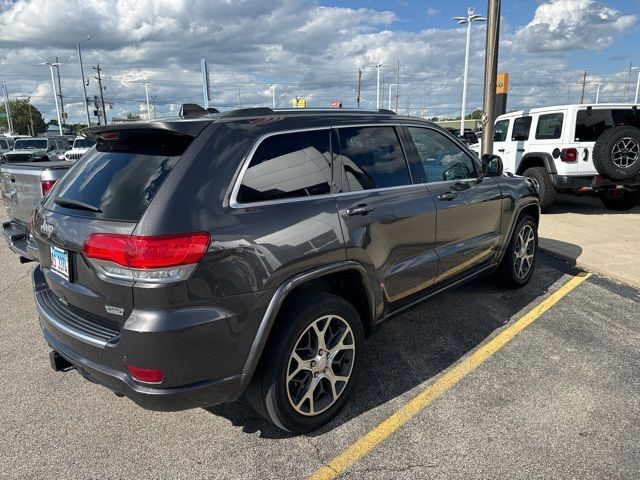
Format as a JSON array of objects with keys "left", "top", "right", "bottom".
[{"left": 1, "top": 212, "right": 639, "bottom": 479}]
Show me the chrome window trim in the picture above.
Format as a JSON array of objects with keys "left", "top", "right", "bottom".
[{"left": 229, "top": 123, "right": 415, "bottom": 209}]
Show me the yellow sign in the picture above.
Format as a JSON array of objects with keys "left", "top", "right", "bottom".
[
  {"left": 290, "top": 98, "right": 307, "bottom": 108},
  {"left": 496, "top": 73, "right": 509, "bottom": 94}
]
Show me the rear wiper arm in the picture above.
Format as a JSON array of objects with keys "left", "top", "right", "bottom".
[{"left": 54, "top": 197, "right": 102, "bottom": 213}]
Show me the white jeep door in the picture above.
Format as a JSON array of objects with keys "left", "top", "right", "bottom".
[
  {"left": 493, "top": 119, "right": 517, "bottom": 173},
  {"left": 510, "top": 115, "right": 533, "bottom": 172}
]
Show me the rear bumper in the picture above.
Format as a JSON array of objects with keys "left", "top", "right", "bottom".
[
  {"left": 2, "top": 220, "right": 38, "bottom": 261},
  {"left": 32, "top": 266, "right": 261, "bottom": 411}
]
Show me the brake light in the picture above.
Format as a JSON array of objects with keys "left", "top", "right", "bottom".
[
  {"left": 83, "top": 232, "right": 210, "bottom": 283},
  {"left": 127, "top": 365, "right": 163, "bottom": 384},
  {"left": 41, "top": 180, "right": 56, "bottom": 196},
  {"left": 560, "top": 148, "right": 578, "bottom": 163}
]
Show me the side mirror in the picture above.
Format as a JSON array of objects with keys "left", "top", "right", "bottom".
[{"left": 482, "top": 154, "right": 503, "bottom": 177}]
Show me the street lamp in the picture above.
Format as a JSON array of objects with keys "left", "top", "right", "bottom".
[
  {"left": 632, "top": 67, "right": 640, "bottom": 104},
  {"left": 453, "top": 7, "right": 486, "bottom": 136},
  {"left": 40, "top": 62, "right": 63, "bottom": 136},
  {"left": 595, "top": 83, "right": 602, "bottom": 104},
  {"left": 369, "top": 63, "right": 384, "bottom": 109},
  {"left": 77, "top": 35, "right": 91, "bottom": 126},
  {"left": 388, "top": 83, "right": 398, "bottom": 110}
]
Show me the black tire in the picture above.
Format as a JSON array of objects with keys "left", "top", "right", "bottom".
[
  {"left": 495, "top": 214, "right": 538, "bottom": 289},
  {"left": 523, "top": 167, "right": 556, "bottom": 211},
  {"left": 593, "top": 126, "right": 640, "bottom": 180},
  {"left": 246, "top": 291, "right": 364, "bottom": 433},
  {"left": 598, "top": 189, "right": 640, "bottom": 210}
]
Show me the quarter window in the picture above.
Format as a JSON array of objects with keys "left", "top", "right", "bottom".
[
  {"left": 535, "top": 113, "right": 564, "bottom": 140},
  {"left": 511, "top": 116, "right": 532, "bottom": 141},
  {"left": 575, "top": 109, "right": 640, "bottom": 141},
  {"left": 237, "top": 130, "right": 332, "bottom": 203},
  {"left": 494, "top": 120, "right": 509, "bottom": 142},
  {"left": 407, "top": 127, "right": 477, "bottom": 183},
  {"left": 337, "top": 126, "right": 410, "bottom": 191}
]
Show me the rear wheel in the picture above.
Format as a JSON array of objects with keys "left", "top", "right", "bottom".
[
  {"left": 247, "top": 292, "right": 364, "bottom": 433},
  {"left": 593, "top": 126, "right": 640, "bottom": 180},
  {"left": 495, "top": 214, "right": 538, "bottom": 289},
  {"left": 523, "top": 167, "right": 556, "bottom": 211},
  {"left": 598, "top": 189, "right": 640, "bottom": 211}
]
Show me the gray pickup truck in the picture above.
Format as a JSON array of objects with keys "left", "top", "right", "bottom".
[{"left": 1, "top": 161, "right": 71, "bottom": 262}]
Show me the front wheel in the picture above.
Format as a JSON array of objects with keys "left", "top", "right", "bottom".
[
  {"left": 495, "top": 214, "right": 538, "bottom": 289},
  {"left": 246, "top": 292, "right": 364, "bottom": 433},
  {"left": 599, "top": 190, "right": 640, "bottom": 211}
]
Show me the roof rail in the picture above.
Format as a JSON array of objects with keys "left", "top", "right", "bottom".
[
  {"left": 220, "top": 107, "right": 275, "bottom": 117},
  {"left": 179, "top": 103, "right": 220, "bottom": 118}
]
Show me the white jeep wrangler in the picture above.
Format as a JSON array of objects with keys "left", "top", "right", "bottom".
[{"left": 472, "top": 104, "right": 640, "bottom": 211}]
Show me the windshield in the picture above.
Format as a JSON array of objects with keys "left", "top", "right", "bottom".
[
  {"left": 14, "top": 139, "right": 48, "bottom": 150},
  {"left": 73, "top": 138, "right": 96, "bottom": 149}
]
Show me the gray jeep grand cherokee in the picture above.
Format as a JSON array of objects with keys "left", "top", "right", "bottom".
[{"left": 31, "top": 107, "right": 539, "bottom": 433}]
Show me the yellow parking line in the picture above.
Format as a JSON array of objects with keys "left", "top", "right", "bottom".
[{"left": 309, "top": 271, "right": 591, "bottom": 480}]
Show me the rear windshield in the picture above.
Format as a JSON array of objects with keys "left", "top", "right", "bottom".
[
  {"left": 15, "top": 139, "right": 48, "bottom": 150},
  {"left": 73, "top": 138, "right": 96, "bottom": 149},
  {"left": 575, "top": 109, "right": 640, "bottom": 141},
  {"left": 44, "top": 131, "right": 191, "bottom": 222}
]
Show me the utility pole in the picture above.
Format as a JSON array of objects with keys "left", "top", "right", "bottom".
[
  {"left": 480, "top": 0, "right": 501, "bottom": 156},
  {"left": 395, "top": 60, "right": 400, "bottom": 112},
  {"left": 55, "top": 56, "right": 66, "bottom": 125},
  {"left": 595, "top": 83, "right": 602, "bottom": 104},
  {"left": 144, "top": 83, "right": 151, "bottom": 120},
  {"left": 580, "top": 71, "right": 590, "bottom": 104},
  {"left": 93, "top": 64, "right": 107, "bottom": 124},
  {"left": 271, "top": 85, "right": 276, "bottom": 109},
  {"left": 27, "top": 96, "right": 34, "bottom": 136},
  {"left": 2, "top": 82, "right": 13, "bottom": 133},
  {"left": 356, "top": 68, "right": 362, "bottom": 108},
  {"left": 237, "top": 92, "right": 242, "bottom": 107}
]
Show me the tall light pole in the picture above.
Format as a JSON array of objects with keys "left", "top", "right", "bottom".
[
  {"left": 77, "top": 36, "right": 91, "bottom": 126},
  {"left": 632, "top": 67, "right": 640, "bottom": 104},
  {"left": 27, "top": 96, "right": 34, "bottom": 136},
  {"left": 388, "top": 83, "right": 398, "bottom": 110},
  {"left": 271, "top": 85, "right": 276, "bottom": 109},
  {"left": 1, "top": 82, "right": 13, "bottom": 133},
  {"left": 371, "top": 63, "right": 384, "bottom": 109},
  {"left": 595, "top": 83, "right": 602, "bottom": 104},
  {"left": 144, "top": 83, "right": 151, "bottom": 120},
  {"left": 40, "top": 62, "right": 63, "bottom": 136},
  {"left": 453, "top": 7, "right": 486, "bottom": 136}
]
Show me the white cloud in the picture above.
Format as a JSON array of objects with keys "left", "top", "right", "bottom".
[
  {"left": 426, "top": 7, "right": 440, "bottom": 17},
  {"left": 515, "top": 0, "right": 637, "bottom": 52}
]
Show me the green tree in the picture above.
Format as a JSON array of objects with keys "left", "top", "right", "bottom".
[
  {"left": 465, "top": 109, "right": 483, "bottom": 120},
  {"left": 0, "top": 99, "right": 47, "bottom": 135}
]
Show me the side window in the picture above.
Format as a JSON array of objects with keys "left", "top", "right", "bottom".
[
  {"left": 511, "top": 116, "right": 532, "bottom": 141},
  {"left": 237, "top": 129, "right": 331, "bottom": 203},
  {"left": 407, "top": 127, "right": 477, "bottom": 183},
  {"left": 337, "top": 126, "right": 410, "bottom": 191},
  {"left": 494, "top": 120, "right": 509, "bottom": 142},
  {"left": 535, "top": 113, "right": 564, "bottom": 140}
]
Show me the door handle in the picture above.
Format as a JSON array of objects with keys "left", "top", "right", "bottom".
[
  {"left": 437, "top": 192, "right": 458, "bottom": 201},
  {"left": 497, "top": 148, "right": 505, "bottom": 153},
  {"left": 517, "top": 148, "right": 525, "bottom": 152},
  {"left": 346, "top": 204, "right": 375, "bottom": 216}
]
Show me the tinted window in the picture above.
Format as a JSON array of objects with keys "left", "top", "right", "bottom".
[
  {"left": 512, "top": 116, "right": 532, "bottom": 141},
  {"left": 408, "top": 127, "right": 477, "bottom": 183},
  {"left": 535, "top": 113, "right": 564, "bottom": 139},
  {"left": 44, "top": 132, "right": 191, "bottom": 222},
  {"left": 494, "top": 120, "right": 509, "bottom": 142},
  {"left": 337, "top": 126, "right": 410, "bottom": 191},
  {"left": 575, "top": 109, "right": 640, "bottom": 141},
  {"left": 237, "top": 130, "right": 331, "bottom": 203},
  {"left": 14, "top": 139, "right": 48, "bottom": 150},
  {"left": 74, "top": 138, "right": 96, "bottom": 149},
  {"left": 0, "top": 140, "right": 8, "bottom": 149}
]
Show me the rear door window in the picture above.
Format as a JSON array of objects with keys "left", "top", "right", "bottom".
[
  {"left": 337, "top": 126, "right": 411, "bottom": 191},
  {"left": 535, "top": 113, "right": 564, "bottom": 140},
  {"left": 575, "top": 109, "right": 640, "bottom": 141},
  {"left": 511, "top": 116, "right": 532, "bottom": 141},
  {"left": 44, "top": 131, "right": 192, "bottom": 222},
  {"left": 494, "top": 120, "right": 509, "bottom": 142},
  {"left": 236, "top": 129, "right": 331, "bottom": 204}
]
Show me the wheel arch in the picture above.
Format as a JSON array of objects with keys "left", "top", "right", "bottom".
[
  {"left": 517, "top": 152, "right": 557, "bottom": 176},
  {"left": 496, "top": 200, "right": 541, "bottom": 265},
  {"left": 238, "top": 261, "right": 376, "bottom": 390}
]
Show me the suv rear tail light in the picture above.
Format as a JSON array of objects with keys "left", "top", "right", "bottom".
[
  {"left": 560, "top": 148, "right": 578, "bottom": 163},
  {"left": 83, "top": 232, "right": 210, "bottom": 284},
  {"left": 127, "top": 365, "right": 163, "bottom": 384},
  {"left": 41, "top": 180, "right": 56, "bottom": 196}
]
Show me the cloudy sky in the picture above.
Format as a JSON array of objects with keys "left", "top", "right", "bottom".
[{"left": 1, "top": 0, "right": 638, "bottom": 125}]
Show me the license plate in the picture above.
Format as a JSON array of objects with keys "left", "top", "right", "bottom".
[{"left": 50, "top": 246, "right": 70, "bottom": 281}]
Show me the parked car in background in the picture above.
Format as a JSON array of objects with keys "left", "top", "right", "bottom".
[
  {"left": 1, "top": 161, "right": 72, "bottom": 261},
  {"left": 2, "top": 137, "right": 70, "bottom": 163},
  {"left": 445, "top": 127, "right": 479, "bottom": 145},
  {"left": 470, "top": 104, "right": 640, "bottom": 210},
  {"left": 64, "top": 137, "right": 96, "bottom": 161},
  {"left": 0, "top": 137, "right": 14, "bottom": 161},
  {"left": 31, "top": 106, "right": 539, "bottom": 433}
]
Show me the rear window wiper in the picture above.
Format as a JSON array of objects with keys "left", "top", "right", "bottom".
[{"left": 54, "top": 197, "right": 103, "bottom": 213}]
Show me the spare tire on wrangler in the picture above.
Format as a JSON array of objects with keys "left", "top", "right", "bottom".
[{"left": 592, "top": 126, "right": 640, "bottom": 180}]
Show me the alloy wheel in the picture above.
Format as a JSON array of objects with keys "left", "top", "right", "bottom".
[
  {"left": 514, "top": 224, "right": 535, "bottom": 280},
  {"left": 612, "top": 137, "right": 639, "bottom": 168},
  {"left": 286, "top": 315, "right": 355, "bottom": 416}
]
